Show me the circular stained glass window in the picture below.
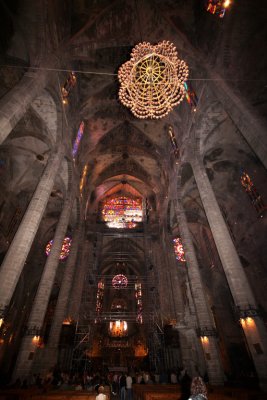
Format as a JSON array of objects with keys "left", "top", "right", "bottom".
[
  {"left": 45, "top": 236, "right": 72, "bottom": 260},
  {"left": 112, "top": 274, "right": 128, "bottom": 289}
]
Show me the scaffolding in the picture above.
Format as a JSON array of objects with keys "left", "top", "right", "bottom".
[
  {"left": 70, "top": 322, "right": 92, "bottom": 373},
  {"left": 144, "top": 229, "right": 166, "bottom": 373}
]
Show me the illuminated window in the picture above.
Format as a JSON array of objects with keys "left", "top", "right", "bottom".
[
  {"left": 45, "top": 236, "right": 72, "bottom": 260},
  {"left": 206, "top": 0, "right": 231, "bottom": 18},
  {"left": 135, "top": 283, "right": 143, "bottom": 324},
  {"left": 173, "top": 237, "right": 186, "bottom": 262},
  {"left": 96, "top": 281, "right": 104, "bottom": 314},
  {"left": 240, "top": 170, "right": 266, "bottom": 217},
  {"left": 112, "top": 274, "right": 128, "bottom": 289},
  {"left": 61, "top": 71, "right": 77, "bottom": 104},
  {"left": 72, "top": 121, "right": 85, "bottom": 159},
  {"left": 168, "top": 125, "right": 179, "bottom": 158},
  {"left": 101, "top": 196, "right": 143, "bottom": 229},
  {"left": 183, "top": 82, "right": 198, "bottom": 112},
  {"left": 79, "top": 164, "right": 88, "bottom": 195}
]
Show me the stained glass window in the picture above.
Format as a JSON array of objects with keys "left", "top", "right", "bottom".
[
  {"left": 240, "top": 170, "right": 266, "bottom": 217},
  {"left": 101, "top": 196, "right": 143, "bottom": 229},
  {"left": 96, "top": 281, "right": 104, "bottom": 315},
  {"left": 183, "top": 82, "right": 198, "bottom": 112},
  {"left": 61, "top": 71, "right": 77, "bottom": 105},
  {"left": 72, "top": 121, "right": 85, "bottom": 159},
  {"left": 173, "top": 237, "right": 186, "bottom": 262},
  {"left": 79, "top": 164, "right": 88, "bottom": 195},
  {"left": 168, "top": 125, "right": 179, "bottom": 158},
  {"left": 206, "top": 0, "right": 231, "bottom": 18},
  {"left": 45, "top": 236, "right": 72, "bottom": 260},
  {"left": 112, "top": 274, "right": 128, "bottom": 289},
  {"left": 135, "top": 283, "right": 143, "bottom": 324}
]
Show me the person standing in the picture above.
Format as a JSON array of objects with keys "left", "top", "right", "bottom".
[
  {"left": 126, "top": 373, "right": 133, "bottom": 400},
  {"left": 96, "top": 386, "right": 107, "bottom": 400},
  {"left": 119, "top": 373, "right": 127, "bottom": 400}
]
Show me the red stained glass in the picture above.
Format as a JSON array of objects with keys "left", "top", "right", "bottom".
[
  {"left": 173, "top": 237, "right": 186, "bottom": 262},
  {"left": 45, "top": 236, "right": 72, "bottom": 260},
  {"left": 112, "top": 274, "right": 128, "bottom": 289},
  {"left": 101, "top": 196, "right": 143, "bottom": 229}
]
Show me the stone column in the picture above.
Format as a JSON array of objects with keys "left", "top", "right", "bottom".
[
  {"left": 163, "top": 227, "right": 185, "bottom": 322},
  {"left": 191, "top": 158, "right": 267, "bottom": 388},
  {"left": 12, "top": 187, "right": 75, "bottom": 380},
  {"left": 0, "top": 149, "right": 63, "bottom": 317},
  {"left": 0, "top": 70, "right": 48, "bottom": 145},
  {"left": 174, "top": 197, "right": 224, "bottom": 385},
  {"left": 40, "top": 221, "right": 84, "bottom": 370},
  {"left": 67, "top": 236, "right": 92, "bottom": 322}
]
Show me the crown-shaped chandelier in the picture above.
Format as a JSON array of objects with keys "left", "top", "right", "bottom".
[{"left": 118, "top": 41, "right": 189, "bottom": 119}]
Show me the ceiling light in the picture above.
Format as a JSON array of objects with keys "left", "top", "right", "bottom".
[{"left": 118, "top": 41, "right": 189, "bottom": 119}]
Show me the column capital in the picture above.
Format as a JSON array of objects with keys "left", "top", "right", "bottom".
[
  {"left": 235, "top": 305, "right": 261, "bottom": 320},
  {"left": 196, "top": 326, "right": 218, "bottom": 338},
  {"left": 24, "top": 325, "right": 42, "bottom": 337}
]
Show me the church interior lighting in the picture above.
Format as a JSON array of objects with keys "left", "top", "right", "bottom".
[{"left": 118, "top": 41, "right": 189, "bottom": 119}]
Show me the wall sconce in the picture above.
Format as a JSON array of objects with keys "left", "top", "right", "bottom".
[
  {"left": 200, "top": 336, "right": 209, "bottom": 344},
  {"left": 32, "top": 335, "right": 40, "bottom": 344}
]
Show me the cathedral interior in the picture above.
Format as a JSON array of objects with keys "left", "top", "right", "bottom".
[{"left": 0, "top": 0, "right": 267, "bottom": 391}]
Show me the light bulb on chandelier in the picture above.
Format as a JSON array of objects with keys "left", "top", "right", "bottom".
[{"left": 118, "top": 41, "right": 189, "bottom": 119}]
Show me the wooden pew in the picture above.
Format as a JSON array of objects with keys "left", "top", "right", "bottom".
[{"left": 0, "top": 388, "right": 110, "bottom": 400}]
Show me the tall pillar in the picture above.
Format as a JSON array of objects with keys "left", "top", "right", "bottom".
[
  {"left": 162, "top": 226, "right": 185, "bottom": 322},
  {"left": 67, "top": 236, "right": 92, "bottom": 322},
  {"left": 174, "top": 197, "right": 224, "bottom": 385},
  {"left": 0, "top": 70, "right": 48, "bottom": 145},
  {"left": 40, "top": 221, "right": 84, "bottom": 370},
  {"left": 0, "top": 149, "right": 63, "bottom": 317},
  {"left": 191, "top": 158, "right": 267, "bottom": 388},
  {"left": 12, "top": 188, "right": 75, "bottom": 380}
]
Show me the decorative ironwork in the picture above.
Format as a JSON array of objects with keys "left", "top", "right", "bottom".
[{"left": 118, "top": 41, "right": 189, "bottom": 119}]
